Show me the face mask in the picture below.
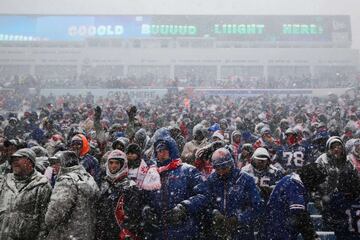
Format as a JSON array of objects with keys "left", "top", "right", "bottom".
[{"left": 128, "top": 157, "right": 141, "bottom": 169}]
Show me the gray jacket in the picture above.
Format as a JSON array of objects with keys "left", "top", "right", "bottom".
[
  {"left": 0, "top": 171, "right": 52, "bottom": 240},
  {"left": 45, "top": 165, "right": 100, "bottom": 240}
]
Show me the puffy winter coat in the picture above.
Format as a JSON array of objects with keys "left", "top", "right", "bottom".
[
  {"left": 95, "top": 177, "right": 143, "bottom": 240},
  {"left": 203, "top": 168, "right": 263, "bottom": 240},
  {"left": 0, "top": 171, "right": 52, "bottom": 240},
  {"left": 45, "top": 165, "right": 99, "bottom": 240},
  {"left": 315, "top": 137, "right": 356, "bottom": 211},
  {"left": 144, "top": 130, "right": 206, "bottom": 239}
]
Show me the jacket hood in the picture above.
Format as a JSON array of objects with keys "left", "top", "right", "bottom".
[
  {"left": 231, "top": 130, "right": 241, "bottom": 144},
  {"left": 326, "top": 136, "right": 345, "bottom": 153},
  {"left": 72, "top": 134, "right": 90, "bottom": 157},
  {"left": 106, "top": 149, "right": 128, "bottom": 181},
  {"left": 152, "top": 128, "right": 180, "bottom": 161},
  {"left": 135, "top": 128, "right": 148, "bottom": 143},
  {"left": 193, "top": 124, "right": 208, "bottom": 139}
]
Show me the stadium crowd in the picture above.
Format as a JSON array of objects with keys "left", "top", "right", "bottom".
[
  {"left": 0, "top": 88, "right": 360, "bottom": 240},
  {"left": 0, "top": 71, "right": 357, "bottom": 90}
]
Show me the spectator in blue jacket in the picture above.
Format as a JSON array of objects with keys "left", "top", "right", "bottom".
[
  {"left": 142, "top": 128, "right": 206, "bottom": 240},
  {"left": 203, "top": 147, "right": 264, "bottom": 240},
  {"left": 259, "top": 163, "right": 327, "bottom": 240}
]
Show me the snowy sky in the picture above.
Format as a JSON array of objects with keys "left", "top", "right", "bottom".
[{"left": 0, "top": 0, "right": 359, "bottom": 50}]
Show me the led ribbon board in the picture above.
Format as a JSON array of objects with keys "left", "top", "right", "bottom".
[{"left": 0, "top": 15, "right": 351, "bottom": 42}]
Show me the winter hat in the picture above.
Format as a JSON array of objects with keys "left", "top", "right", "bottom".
[
  {"left": 49, "top": 151, "right": 62, "bottom": 165},
  {"left": 31, "top": 146, "right": 49, "bottom": 157},
  {"left": 112, "top": 137, "right": 130, "bottom": 150},
  {"left": 71, "top": 135, "right": 83, "bottom": 145},
  {"left": 212, "top": 130, "right": 224, "bottom": 141},
  {"left": 260, "top": 127, "right": 271, "bottom": 136},
  {"left": 252, "top": 147, "right": 270, "bottom": 161},
  {"left": 126, "top": 143, "right": 142, "bottom": 157},
  {"left": 326, "top": 136, "right": 344, "bottom": 151},
  {"left": 108, "top": 149, "right": 127, "bottom": 161},
  {"left": 212, "top": 147, "right": 234, "bottom": 169},
  {"left": 11, "top": 148, "right": 36, "bottom": 166}
]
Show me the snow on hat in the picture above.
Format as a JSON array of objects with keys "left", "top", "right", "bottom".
[
  {"left": 11, "top": 148, "right": 36, "bottom": 166},
  {"left": 212, "top": 130, "right": 224, "bottom": 141},
  {"left": 252, "top": 147, "right": 270, "bottom": 161},
  {"left": 212, "top": 147, "right": 234, "bottom": 169},
  {"left": 57, "top": 151, "right": 79, "bottom": 167},
  {"left": 107, "top": 149, "right": 127, "bottom": 161},
  {"left": 126, "top": 143, "right": 142, "bottom": 156}
]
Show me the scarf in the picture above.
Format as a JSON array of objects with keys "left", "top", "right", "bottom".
[{"left": 157, "top": 159, "right": 182, "bottom": 174}]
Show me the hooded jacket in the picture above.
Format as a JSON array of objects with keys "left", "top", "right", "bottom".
[
  {"left": 181, "top": 124, "right": 208, "bottom": 165},
  {"left": 75, "top": 134, "right": 101, "bottom": 185},
  {"left": 315, "top": 136, "right": 356, "bottom": 211},
  {"left": 230, "top": 130, "right": 242, "bottom": 159},
  {"left": 45, "top": 164, "right": 99, "bottom": 240},
  {"left": 144, "top": 129, "right": 207, "bottom": 240},
  {"left": 0, "top": 171, "right": 52, "bottom": 240},
  {"left": 95, "top": 151, "right": 143, "bottom": 240},
  {"left": 134, "top": 128, "right": 151, "bottom": 152}
]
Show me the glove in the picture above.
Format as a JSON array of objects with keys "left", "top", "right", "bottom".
[
  {"left": 94, "top": 106, "right": 102, "bottom": 121},
  {"left": 165, "top": 204, "right": 188, "bottom": 225},
  {"left": 212, "top": 209, "right": 226, "bottom": 237},
  {"left": 226, "top": 216, "right": 238, "bottom": 230},
  {"left": 126, "top": 106, "right": 137, "bottom": 120},
  {"left": 142, "top": 206, "right": 159, "bottom": 229},
  {"left": 224, "top": 216, "right": 238, "bottom": 236}
]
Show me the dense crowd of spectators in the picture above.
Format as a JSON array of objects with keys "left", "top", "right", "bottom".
[
  {"left": 0, "top": 77, "right": 360, "bottom": 240},
  {"left": 0, "top": 71, "right": 357, "bottom": 90}
]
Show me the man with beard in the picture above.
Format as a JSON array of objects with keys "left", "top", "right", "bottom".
[{"left": 0, "top": 148, "right": 52, "bottom": 240}]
